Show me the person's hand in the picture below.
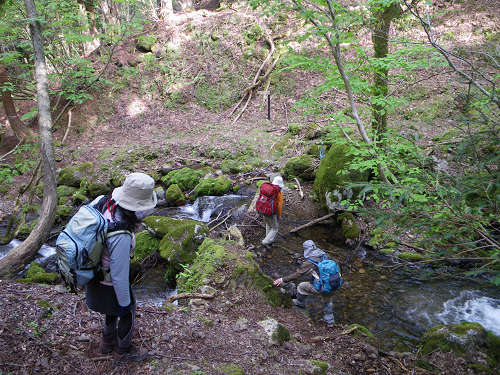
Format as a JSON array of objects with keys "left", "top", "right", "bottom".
[
  {"left": 273, "top": 278, "right": 283, "bottom": 286},
  {"left": 117, "top": 303, "right": 132, "bottom": 317},
  {"left": 107, "top": 220, "right": 128, "bottom": 232}
]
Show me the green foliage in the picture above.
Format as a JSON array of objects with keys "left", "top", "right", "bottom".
[
  {"left": 18, "top": 262, "right": 58, "bottom": 284},
  {"left": 177, "top": 238, "right": 226, "bottom": 293},
  {"left": 161, "top": 168, "right": 205, "bottom": 191}
]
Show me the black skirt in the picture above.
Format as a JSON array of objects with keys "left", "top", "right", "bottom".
[{"left": 85, "top": 278, "right": 135, "bottom": 315}]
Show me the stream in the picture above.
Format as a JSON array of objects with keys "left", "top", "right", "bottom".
[{"left": 2, "top": 192, "right": 499, "bottom": 350}]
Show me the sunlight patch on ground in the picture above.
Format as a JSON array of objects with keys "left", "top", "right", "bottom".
[{"left": 127, "top": 98, "right": 147, "bottom": 117}]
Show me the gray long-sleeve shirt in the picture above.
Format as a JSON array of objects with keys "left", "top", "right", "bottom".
[{"left": 107, "top": 234, "right": 132, "bottom": 307}]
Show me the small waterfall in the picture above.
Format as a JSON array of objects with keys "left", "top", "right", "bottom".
[{"left": 436, "top": 291, "right": 500, "bottom": 336}]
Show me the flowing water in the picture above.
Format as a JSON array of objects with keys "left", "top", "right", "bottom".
[{"left": 2, "top": 193, "right": 499, "bottom": 350}]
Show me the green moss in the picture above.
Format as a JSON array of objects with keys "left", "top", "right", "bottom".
[
  {"left": 165, "top": 184, "right": 185, "bottom": 205},
  {"left": 270, "top": 134, "right": 292, "bottom": 154},
  {"left": 380, "top": 249, "right": 394, "bottom": 254},
  {"left": 288, "top": 123, "right": 301, "bottom": 135},
  {"left": 72, "top": 191, "right": 88, "bottom": 204},
  {"left": 134, "top": 231, "right": 160, "bottom": 262},
  {"left": 161, "top": 168, "right": 204, "bottom": 191},
  {"left": 144, "top": 216, "right": 209, "bottom": 285},
  {"left": 56, "top": 205, "right": 73, "bottom": 221},
  {"left": 272, "top": 324, "right": 291, "bottom": 345},
  {"left": 57, "top": 163, "right": 93, "bottom": 187},
  {"left": 313, "top": 143, "right": 365, "bottom": 209},
  {"left": 37, "top": 299, "right": 54, "bottom": 310},
  {"left": 231, "top": 261, "right": 291, "bottom": 308},
  {"left": 136, "top": 35, "right": 157, "bottom": 51},
  {"left": 87, "top": 182, "right": 110, "bottom": 198},
  {"left": 220, "top": 159, "right": 249, "bottom": 174},
  {"left": 18, "top": 262, "right": 58, "bottom": 284},
  {"left": 346, "top": 324, "right": 374, "bottom": 338},
  {"left": 177, "top": 238, "right": 227, "bottom": 293},
  {"left": 420, "top": 322, "right": 488, "bottom": 356},
  {"left": 307, "top": 144, "right": 321, "bottom": 158},
  {"left": 398, "top": 252, "right": 425, "bottom": 261},
  {"left": 56, "top": 185, "right": 78, "bottom": 198},
  {"left": 191, "top": 176, "right": 232, "bottom": 199},
  {"left": 282, "top": 155, "right": 316, "bottom": 181},
  {"left": 218, "top": 363, "right": 244, "bottom": 375},
  {"left": 310, "top": 360, "right": 329, "bottom": 375},
  {"left": 244, "top": 24, "right": 264, "bottom": 44},
  {"left": 486, "top": 331, "right": 500, "bottom": 364},
  {"left": 337, "top": 213, "right": 360, "bottom": 239},
  {"left": 18, "top": 221, "right": 37, "bottom": 239}
]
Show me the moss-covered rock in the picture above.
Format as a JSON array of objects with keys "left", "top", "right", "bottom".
[
  {"left": 258, "top": 318, "right": 291, "bottom": 346},
  {"left": 313, "top": 143, "right": 366, "bottom": 209},
  {"left": 420, "top": 322, "right": 500, "bottom": 369},
  {"left": 134, "top": 230, "right": 160, "bottom": 262},
  {"left": 87, "top": 182, "right": 111, "bottom": 198},
  {"left": 177, "top": 238, "right": 227, "bottom": 293},
  {"left": 18, "top": 262, "right": 58, "bottom": 284},
  {"left": 161, "top": 167, "right": 205, "bottom": 191},
  {"left": 143, "top": 216, "right": 209, "bottom": 285},
  {"left": 346, "top": 323, "right": 374, "bottom": 338},
  {"left": 282, "top": 155, "right": 316, "bottom": 181},
  {"left": 270, "top": 134, "right": 292, "bottom": 154},
  {"left": 231, "top": 259, "right": 291, "bottom": 308},
  {"left": 57, "top": 163, "right": 94, "bottom": 187},
  {"left": 72, "top": 191, "right": 88, "bottom": 204},
  {"left": 165, "top": 184, "right": 185, "bottom": 206},
  {"left": 337, "top": 212, "right": 360, "bottom": 239},
  {"left": 220, "top": 159, "right": 248, "bottom": 174},
  {"left": 191, "top": 176, "right": 232, "bottom": 199}
]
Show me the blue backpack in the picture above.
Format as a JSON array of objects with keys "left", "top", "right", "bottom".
[
  {"left": 55, "top": 197, "right": 130, "bottom": 291},
  {"left": 306, "top": 255, "right": 343, "bottom": 294}
]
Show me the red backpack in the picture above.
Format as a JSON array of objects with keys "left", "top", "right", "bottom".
[{"left": 256, "top": 182, "right": 280, "bottom": 216}]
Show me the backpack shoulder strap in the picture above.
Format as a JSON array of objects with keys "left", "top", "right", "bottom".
[
  {"left": 106, "top": 229, "right": 133, "bottom": 239},
  {"left": 306, "top": 257, "right": 319, "bottom": 266}
]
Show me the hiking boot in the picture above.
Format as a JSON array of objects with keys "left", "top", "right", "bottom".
[
  {"left": 114, "top": 345, "right": 149, "bottom": 362},
  {"left": 98, "top": 335, "right": 116, "bottom": 354},
  {"left": 292, "top": 292, "right": 306, "bottom": 308}
]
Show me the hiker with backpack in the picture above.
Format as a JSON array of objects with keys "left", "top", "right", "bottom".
[
  {"left": 84, "top": 172, "right": 157, "bottom": 360},
  {"left": 257, "top": 175, "right": 284, "bottom": 249},
  {"left": 272, "top": 240, "right": 342, "bottom": 326}
]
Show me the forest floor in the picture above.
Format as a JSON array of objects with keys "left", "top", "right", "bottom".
[{"left": 0, "top": 1, "right": 499, "bottom": 374}]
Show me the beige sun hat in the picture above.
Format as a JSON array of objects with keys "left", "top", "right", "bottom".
[{"left": 112, "top": 172, "right": 157, "bottom": 212}]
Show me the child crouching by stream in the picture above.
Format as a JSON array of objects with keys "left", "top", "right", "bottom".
[{"left": 273, "top": 240, "right": 342, "bottom": 326}]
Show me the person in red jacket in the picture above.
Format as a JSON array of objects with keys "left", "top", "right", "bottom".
[{"left": 261, "top": 175, "right": 284, "bottom": 248}]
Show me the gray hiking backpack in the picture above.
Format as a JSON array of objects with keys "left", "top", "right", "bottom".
[{"left": 56, "top": 196, "right": 130, "bottom": 291}]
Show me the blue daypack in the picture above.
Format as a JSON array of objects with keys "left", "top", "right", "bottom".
[
  {"left": 56, "top": 202, "right": 109, "bottom": 290},
  {"left": 306, "top": 255, "right": 343, "bottom": 294}
]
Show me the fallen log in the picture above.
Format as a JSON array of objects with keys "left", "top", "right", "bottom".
[
  {"left": 165, "top": 292, "right": 215, "bottom": 304},
  {"left": 289, "top": 213, "right": 335, "bottom": 234},
  {"left": 293, "top": 177, "right": 304, "bottom": 200}
]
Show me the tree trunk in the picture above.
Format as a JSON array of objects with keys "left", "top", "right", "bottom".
[
  {"left": 371, "top": 2, "right": 401, "bottom": 137},
  {"left": 0, "top": 62, "right": 33, "bottom": 141},
  {"left": 102, "top": 0, "right": 120, "bottom": 26},
  {"left": 77, "top": 0, "right": 100, "bottom": 56},
  {"left": 159, "top": 0, "right": 173, "bottom": 19},
  {"left": 0, "top": 0, "right": 57, "bottom": 278}
]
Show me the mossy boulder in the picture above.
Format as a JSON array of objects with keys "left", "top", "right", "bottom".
[
  {"left": 72, "top": 191, "right": 88, "bottom": 204},
  {"left": 18, "top": 262, "right": 58, "bottom": 284},
  {"left": 57, "top": 163, "right": 93, "bottom": 187},
  {"left": 161, "top": 167, "right": 205, "bottom": 191},
  {"left": 346, "top": 323, "right": 374, "bottom": 338},
  {"left": 282, "top": 155, "right": 316, "bottom": 181},
  {"left": 177, "top": 238, "right": 227, "bottom": 293},
  {"left": 337, "top": 212, "right": 360, "bottom": 239},
  {"left": 313, "top": 143, "right": 366, "bottom": 209},
  {"left": 165, "top": 184, "right": 185, "bottom": 206},
  {"left": 143, "top": 216, "right": 209, "bottom": 284},
  {"left": 231, "top": 258, "right": 292, "bottom": 308},
  {"left": 191, "top": 176, "right": 232, "bottom": 199},
  {"left": 87, "top": 182, "right": 111, "bottom": 198},
  {"left": 220, "top": 159, "right": 251, "bottom": 174},
  {"left": 134, "top": 230, "right": 160, "bottom": 262},
  {"left": 309, "top": 360, "right": 329, "bottom": 375},
  {"left": 420, "top": 322, "right": 500, "bottom": 368},
  {"left": 257, "top": 318, "right": 291, "bottom": 346}
]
